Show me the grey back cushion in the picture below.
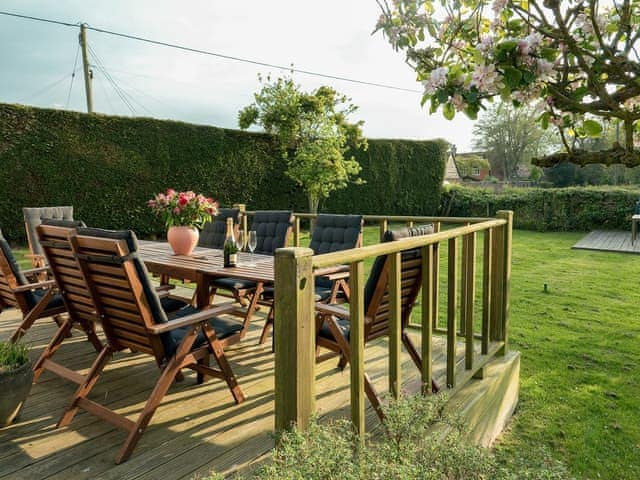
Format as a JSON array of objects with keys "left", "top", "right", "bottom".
[
  {"left": 75, "top": 227, "right": 169, "bottom": 326},
  {"left": 198, "top": 208, "right": 240, "bottom": 249},
  {"left": 364, "top": 224, "right": 434, "bottom": 309},
  {"left": 23, "top": 206, "right": 74, "bottom": 255},
  {"left": 250, "top": 211, "right": 293, "bottom": 255},
  {"left": 309, "top": 214, "right": 362, "bottom": 255}
]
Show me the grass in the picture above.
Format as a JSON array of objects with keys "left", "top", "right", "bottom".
[{"left": 11, "top": 228, "right": 640, "bottom": 478}]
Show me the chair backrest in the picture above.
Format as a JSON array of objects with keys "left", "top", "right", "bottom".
[
  {"left": 37, "top": 219, "right": 94, "bottom": 327},
  {"left": 249, "top": 210, "right": 293, "bottom": 255},
  {"left": 363, "top": 224, "right": 434, "bottom": 341},
  {"left": 23, "top": 206, "right": 74, "bottom": 257},
  {"left": 0, "top": 228, "right": 26, "bottom": 310},
  {"left": 70, "top": 228, "right": 169, "bottom": 361},
  {"left": 309, "top": 214, "right": 363, "bottom": 255},
  {"left": 198, "top": 208, "right": 240, "bottom": 249}
]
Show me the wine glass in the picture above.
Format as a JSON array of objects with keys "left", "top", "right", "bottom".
[
  {"left": 235, "top": 230, "right": 245, "bottom": 252},
  {"left": 248, "top": 230, "right": 257, "bottom": 264}
]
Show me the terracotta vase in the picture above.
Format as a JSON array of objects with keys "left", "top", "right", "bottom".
[{"left": 167, "top": 226, "right": 199, "bottom": 256}]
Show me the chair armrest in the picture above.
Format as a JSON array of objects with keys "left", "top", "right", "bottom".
[
  {"left": 315, "top": 302, "right": 350, "bottom": 319},
  {"left": 155, "top": 284, "right": 176, "bottom": 298},
  {"left": 13, "top": 279, "right": 56, "bottom": 293},
  {"left": 147, "top": 303, "right": 236, "bottom": 335},
  {"left": 22, "top": 266, "right": 51, "bottom": 276},
  {"left": 314, "top": 265, "right": 350, "bottom": 279}
]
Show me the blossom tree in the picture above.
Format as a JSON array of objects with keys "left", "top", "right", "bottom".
[{"left": 375, "top": 0, "right": 640, "bottom": 167}]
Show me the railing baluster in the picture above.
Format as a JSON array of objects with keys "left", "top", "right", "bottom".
[
  {"left": 379, "top": 219, "right": 388, "bottom": 242},
  {"left": 274, "top": 248, "right": 315, "bottom": 432},
  {"left": 421, "top": 244, "right": 434, "bottom": 394},
  {"left": 431, "top": 222, "right": 441, "bottom": 329},
  {"left": 482, "top": 229, "right": 492, "bottom": 355},
  {"left": 389, "top": 251, "right": 402, "bottom": 399},
  {"left": 464, "top": 232, "right": 476, "bottom": 370},
  {"left": 447, "top": 237, "right": 458, "bottom": 388},
  {"left": 293, "top": 216, "right": 301, "bottom": 247},
  {"left": 490, "top": 222, "right": 505, "bottom": 343},
  {"left": 349, "top": 260, "right": 365, "bottom": 434}
]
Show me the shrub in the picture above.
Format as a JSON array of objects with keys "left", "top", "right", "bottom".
[
  {"left": 0, "top": 342, "right": 29, "bottom": 373},
  {"left": 441, "top": 185, "right": 640, "bottom": 231},
  {"left": 0, "top": 103, "right": 446, "bottom": 242},
  {"left": 204, "top": 394, "right": 571, "bottom": 479}
]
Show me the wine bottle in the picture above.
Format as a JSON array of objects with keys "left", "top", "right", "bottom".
[{"left": 223, "top": 217, "right": 238, "bottom": 267}]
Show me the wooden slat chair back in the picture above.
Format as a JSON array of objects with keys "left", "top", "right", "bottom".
[
  {"left": 198, "top": 208, "right": 241, "bottom": 249},
  {"left": 32, "top": 220, "right": 103, "bottom": 382},
  {"left": 0, "top": 227, "right": 67, "bottom": 342},
  {"left": 209, "top": 210, "right": 294, "bottom": 341},
  {"left": 315, "top": 225, "right": 438, "bottom": 419},
  {"left": 61, "top": 227, "right": 245, "bottom": 464}
]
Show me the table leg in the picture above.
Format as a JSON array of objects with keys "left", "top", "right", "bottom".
[{"left": 195, "top": 272, "right": 210, "bottom": 309}]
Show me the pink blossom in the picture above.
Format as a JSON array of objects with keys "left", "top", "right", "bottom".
[
  {"left": 173, "top": 207, "right": 181, "bottom": 214},
  {"left": 536, "top": 59, "right": 555, "bottom": 80},
  {"left": 478, "top": 36, "right": 493, "bottom": 54},
  {"left": 470, "top": 64, "right": 502, "bottom": 94},
  {"left": 452, "top": 93, "right": 466, "bottom": 111},
  {"left": 423, "top": 66, "right": 449, "bottom": 94},
  {"left": 492, "top": 0, "right": 507, "bottom": 14}
]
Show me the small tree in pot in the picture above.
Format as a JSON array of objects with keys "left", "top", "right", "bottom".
[{"left": 0, "top": 342, "right": 32, "bottom": 427}]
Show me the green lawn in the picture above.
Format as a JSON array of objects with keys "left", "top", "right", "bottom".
[{"left": 11, "top": 229, "right": 640, "bottom": 478}]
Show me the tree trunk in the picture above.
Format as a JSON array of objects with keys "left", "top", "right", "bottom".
[{"left": 308, "top": 195, "right": 320, "bottom": 236}]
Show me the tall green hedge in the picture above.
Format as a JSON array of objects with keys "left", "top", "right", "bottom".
[
  {"left": 0, "top": 103, "right": 446, "bottom": 242},
  {"left": 442, "top": 185, "right": 640, "bottom": 231}
]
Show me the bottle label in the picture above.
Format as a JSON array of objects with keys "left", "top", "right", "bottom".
[{"left": 229, "top": 253, "right": 238, "bottom": 265}]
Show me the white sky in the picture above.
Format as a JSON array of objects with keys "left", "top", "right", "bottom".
[{"left": 0, "top": 0, "right": 476, "bottom": 151}]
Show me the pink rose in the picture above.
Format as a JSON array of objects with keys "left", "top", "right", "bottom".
[
  {"left": 173, "top": 207, "right": 181, "bottom": 214},
  {"left": 178, "top": 194, "right": 188, "bottom": 207}
]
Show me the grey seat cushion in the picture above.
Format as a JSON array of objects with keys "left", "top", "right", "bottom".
[
  {"left": 161, "top": 305, "right": 243, "bottom": 357},
  {"left": 318, "top": 316, "right": 350, "bottom": 342},
  {"left": 40, "top": 218, "right": 86, "bottom": 229},
  {"left": 250, "top": 211, "right": 292, "bottom": 255},
  {"left": 31, "top": 289, "right": 65, "bottom": 311},
  {"left": 23, "top": 206, "right": 74, "bottom": 256},
  {"left": 309, "top": 214, "right": 362, "bottom": 255},
  {"left": 198, "top": 208, "right": 240, "bottom": 249}
]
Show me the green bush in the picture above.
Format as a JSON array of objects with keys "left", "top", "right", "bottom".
[
  {"left": 0, "top": 341, "right": 29, "bottom": 373},
  {"left": 441, "top": 185, "right": 640, "bottom": 231},
  {"left": 205, "top": 394, "right": 571, "bottom": 480},
  {"left": 0, "top": 104, "right": 446, "bottom": 242}
]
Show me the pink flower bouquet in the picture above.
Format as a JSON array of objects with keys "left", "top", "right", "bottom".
[{"left": 148, "top": 189, "right": 218, "bottom": 229}]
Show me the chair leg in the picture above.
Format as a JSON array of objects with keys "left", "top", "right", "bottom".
[
  {"left": 9, "top": 289, "right": 54, "bottom": 343},
  {"left": 202, "top": 324, "right": 244, "bottom": 404},
  {"left": 33, "top": 317, "right": 74, "bottom": 381},
  {"left": 115, "top": 329, "right": 199, "bottom": 464},
  {"left": 80, "top": 319, "right": 103, "bottom": 353},
  {"left": 402, "top": 332, "right": 439, "bottom": 394},
  {"left": 57, "top": 345, "right": 113, "bottom": 428},
  {"left": 259, "top": 306, "right": 274, "bottom": 345},
  {"left": 197, "top": 354, "right": 210, "bottom": 384}
]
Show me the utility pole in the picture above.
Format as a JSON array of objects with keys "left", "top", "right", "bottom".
[{"left": 79, "top": 23, "right": 93, "bottom": 113}]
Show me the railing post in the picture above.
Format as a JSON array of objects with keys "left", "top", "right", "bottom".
[
  {"left": 421, "top": 244, "right": 434, "bottom": 394},
  {"left": 379, "top": 219, "right": 388, "bottom": 242},
  {"left": 431, "top": 222, "right": 441, "bottom": 329},
  {"left": 233, "top": 203, "right": 248, "bottom": 239},
  {"left": 481, "top": 228, "right": 492, "bottom": 355},
  {"left": 496, "top": 210, "right": 513, "bottom": 354},
  {"left": 389, "top": 252, "right": 402, "bottom": 400},
  {"left": 447, "top": 237, "right": 458, "bottom": 388},
  {"left": 463, "top": 232, "right": 476, "bottom": 370},
  {"left": 274, "top": 247, "right": 315, "bottom": 431}
]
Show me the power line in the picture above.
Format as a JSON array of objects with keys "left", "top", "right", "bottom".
[
  {"left": 65, "top": 42, "right": 80, "bottom": 107},
  {"left": 0, "top": 10, "right": 422, "bottom": 94},
  {"left": 88, "top": 44, "right": 138, "bottom": 114},
  {"left": 19, "top": 71, "right": 75, "bottom": 103}
]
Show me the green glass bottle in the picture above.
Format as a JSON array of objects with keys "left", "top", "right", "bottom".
[{"left": 223, "top": 217, "right": 238, "bottom": 267}]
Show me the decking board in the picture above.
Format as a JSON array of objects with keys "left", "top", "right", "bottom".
[
  {"left": 573, "top": 230, "right": 640, "bottom": 254},
  {"left": 1, "top": 302, "right": 476, "bottom": 480}
]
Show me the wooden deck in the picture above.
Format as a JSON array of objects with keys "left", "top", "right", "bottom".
[
  {"left": 572, "top": 230, "right": 640, "bottom": 254},
  {"left": 0, "top": 295, "right": 487, "bottom": 480}
]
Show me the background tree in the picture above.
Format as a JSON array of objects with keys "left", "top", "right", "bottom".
[
  {"left": 238, "top": 76, "right": 367, "bottom": 213},
  {"left": 375, "top": 0, "right": 640, "bottom": 167},
  {"left": 472, "top": 102, "right": 559, "bottom": 180}
]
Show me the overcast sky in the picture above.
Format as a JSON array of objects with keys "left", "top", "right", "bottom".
[{"left": 0, "top": 1, "right": 476, "bottom": 151}]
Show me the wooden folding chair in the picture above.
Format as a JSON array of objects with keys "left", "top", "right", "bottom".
[
  {"left": 315, "top": 225, "right": 439, "bottom": 419},
  {"left": 23, "top": 206, "right": 74, "bottom": 269},
  {"left": 60, "top": 228, "right": 245, "bottom": 464},
  {"left": 0, "top": 227, "right": 67, "bottom": 342}
]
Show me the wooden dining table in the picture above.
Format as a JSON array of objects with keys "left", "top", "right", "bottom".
[{"left": 137, "top": 240, "right": 274, "bottom": 309}]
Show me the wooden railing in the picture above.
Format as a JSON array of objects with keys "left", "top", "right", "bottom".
[{"left": 270, "top": 210, "right": 513, "bottom": 434}]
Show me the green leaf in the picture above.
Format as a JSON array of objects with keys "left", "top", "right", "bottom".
[
  {"left": 583, "top": 120, "right": 603, "bottom": 137},
  {"left": 540, "top": 112, "right": 550, "bottom": 130},
  {"left": 502, "top": 67, "right": 523, "bottom": 89},
  {"left": 443, "top": 102, "right": 455, "bottom": 120}
]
